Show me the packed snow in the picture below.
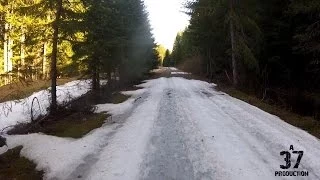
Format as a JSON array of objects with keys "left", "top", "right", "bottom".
[
  {"left": 1, "top": 76, "right": 320, "bottom": 180},
  {"left": 0, "top": 87, "right": 145, "bottom": 179},
  {"left": 86, "top": 79, "right": 165, "bottom": 179},
  {"left": 0, "top": 80, "right": 92, "bottom": 132},
  {"left": 1, "top": 123, "right": 118, "bottom": 179},
  {"left": 168, "top": 67, "right": 178, "bottom": 71},
  {"left": 96, "top": 98, "right": 136, "bottom": 116},
  {"left": 96, "top": 88, "right": 146, "bottom": 115},
  {"left": 171, "top": 71, "right": 191, "bottom": 75},
  {"left": 120, "top": 88, "right": 147, "bottom": 96}
]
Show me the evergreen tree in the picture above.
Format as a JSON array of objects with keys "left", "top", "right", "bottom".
[
  {"left": 75, "top": 0, "right": 156, "bottom": 89},
  {"left": 178, "top": 0, "right": 320, "bottom": 117},
  {"left": 163, "top": 49, "right": 171, "bottom": 67},
  {"left": 171, "top": 32, "right": 183, "bottom": 66}
]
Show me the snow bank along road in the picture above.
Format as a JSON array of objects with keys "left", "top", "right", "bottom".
[
  {"left": 0, "top": 80, "right": 93, "bottom": 131},
  {"left": 1, "top": 72, "right": 320, "bottom": 180}
]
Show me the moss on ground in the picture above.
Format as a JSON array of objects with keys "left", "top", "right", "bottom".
[
  {"left": 111, "top": 92, "right": 130, "bottom": 104},
  {"left": 1, "top": 113, "right": 110, "bottom": 179},
  {"left": 42, "top": 113, "right": 110, "bottom": 138},
  {"left": 0, "top": 146, "right": 43, "bottom": 180}
]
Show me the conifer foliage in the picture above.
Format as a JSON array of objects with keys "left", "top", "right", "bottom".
[
  {"left": 0, "top": 0, "right": 159, "bottom": 113},
  {"left": 173, "top": 0, "right": 320, "bottom": 90},
  {"left": 171, "top": 0, "right": 320, "bottom": 117}
]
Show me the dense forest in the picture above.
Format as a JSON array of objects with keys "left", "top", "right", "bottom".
[
  {"left": 0, "top": 0, "right": 160, "bottom": 113},
  {"left": 167, "top": 0, "right": 320, "bottom": 119}
]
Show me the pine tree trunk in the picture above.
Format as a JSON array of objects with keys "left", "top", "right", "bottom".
[
  {"left": 4, "top": 23, "right": 8, "bottom": 74},
  {"left": 107, "top": 66, "right": 112, "bottom": 89},
  {"left": 20, "top": 35, "right": 25, "bottom": 66},
  {"left": 92, "top": 69, "right": 100, "bottom": 91},
  {"left": 43, "top": 42, "right": 47, "bottom": 79},
  {"left": 91, "top": 54, "right": 100, "bottom": 91},
  {"left": 50, "top": 0, "right": 63, "bottom": 114},
  {"left": 92, "top": 68, "right": 99, "bottom": 91},
  {"left": 8, "top": 33, "right": 13, "bottom": 72},
  {"left": 20, "top": 30, "right": 26, "bottom": 79},
  {"left": 230, "top": 0, "right": 238, "bottom": 87},
  {"left": 4, "top": 23, "right": 13, "bottom": 73},
  {"left": 4, "top": 22, "right": 13, "bottom": 85}
]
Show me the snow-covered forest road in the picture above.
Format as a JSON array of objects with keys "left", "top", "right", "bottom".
[
  {"left": 83, "top": 71, "right": 320, "bottom": 180},
  {"left": 2, "top": 69, "right": 320, "bottom": 180}
]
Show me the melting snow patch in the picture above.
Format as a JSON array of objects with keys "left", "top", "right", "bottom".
[
  {"left": 121, "top": 89, "right": 147, "bottom": 97},
  {"left": 0, "top": 80, "right": 92, "bottom": 132},
  {"left": 96, "top": 98, "right": 135, "bottom": 116},
  {"left": 0, "top": 124, "right": 117, "bottom": 180},
  {"left": 169, "top": 67, "right": 178, "bottom": 71},
  {"left": 96, "top": 88, "right": 147, "bottom": 115},
  {"left": 171, "top": 72, "right": 191, "bottom": 75},
  {"left": 1, "top": 77, "right": 319, "bottom": 179},
  {"left": 0, "top": 78, "right": 161, "bottom": 180}
]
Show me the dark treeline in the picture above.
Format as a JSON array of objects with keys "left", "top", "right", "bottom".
[
  {"left": 0, "top": 0, "right": 160, "bottom": 113},
  {"left": 171, "top": 0, "right": 320, "bottom": 118},
  {"left": 75, "top": 0, "right": 159, "bottom": 90},
  {"left": 163, "top": 49, "right": 172, "bottom": 67}
]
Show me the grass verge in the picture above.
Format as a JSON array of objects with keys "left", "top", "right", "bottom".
[
  {"left": 0, "top": 146, "right": 43, "bottom": 180},
  {"left": 40, "top": 113, "right": 110, "bottom": 139},
  {"left": 168, "top": 67, "right": 320, "bottom": 139},
  {"left": 219, "top": 86, "right": 320, "bottom": 139},
  {"left": 111, "top": 92, "right": 130, "bottom": 104},
  {"left": 8, "top": 112, "right": 110, "bottom": 139},
  {"left": 0, "top": 77, "right": 78, "bottom": 103}
]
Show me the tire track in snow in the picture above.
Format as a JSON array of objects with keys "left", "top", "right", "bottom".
[
  {"left": 66, "top": 92, "right": 150, "bottom": 180},
  {"left": 140, "top": 87, "right": 195, "bottom": 180},
  {"left": 176, "top": 77, "right": 320, "bottom": 180},
  {"left": 7, "top": 76, "right": 319, "bottom": 180}
]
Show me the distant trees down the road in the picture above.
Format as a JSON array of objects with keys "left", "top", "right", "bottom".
[{"left": 163, "top": 49, "right": 173, "bottom": 67}]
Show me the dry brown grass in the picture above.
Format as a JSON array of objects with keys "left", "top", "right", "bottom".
[
  {"left": 0, "top": 77, "right": 78, "bottom": 103},
  {"left": 0, "top": 146, "right": 43, "bottom": 180},
  {"left": 40, "top": 113, "right": 110, "bottom": 138}
]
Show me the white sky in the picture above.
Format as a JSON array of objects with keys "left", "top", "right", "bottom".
[{"left": 143, "top": 0, "right": 190, "bottom": 50}]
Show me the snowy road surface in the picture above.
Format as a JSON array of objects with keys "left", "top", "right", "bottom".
[{"left": 2, "top": 72, "right": 320, "bottom": 180}]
